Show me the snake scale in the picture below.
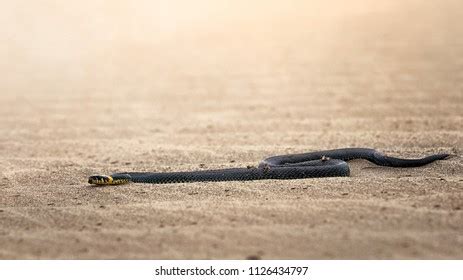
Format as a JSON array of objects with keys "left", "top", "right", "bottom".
[{"left": 88, "top": 148, "right": 449, "bottom": 185}]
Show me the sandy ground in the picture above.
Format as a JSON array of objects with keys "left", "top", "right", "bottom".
[{"left": 1, "top": 0, "right": 462, "bottom": 259}]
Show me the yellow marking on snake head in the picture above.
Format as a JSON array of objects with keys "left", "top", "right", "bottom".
[
  {"left": 88, "top": 175, "right": 131, "bottom": 185},
  {"left": 88, "top": 175, "right": 113, "bottom": 185}
]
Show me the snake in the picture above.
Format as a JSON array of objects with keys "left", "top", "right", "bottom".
[{"left": 88, "top": 148, "right": 449, "bottom": 185}]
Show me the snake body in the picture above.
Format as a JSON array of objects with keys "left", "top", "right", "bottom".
[{"left": 88, "top": 148, "right": 449, "bottom": 185}]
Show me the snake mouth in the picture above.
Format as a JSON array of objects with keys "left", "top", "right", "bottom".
[{"left": 88, "top": 175, "right": 113, "bottom": 185}]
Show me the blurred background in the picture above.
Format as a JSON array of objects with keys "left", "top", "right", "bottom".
[{"left": 2, "top": 0, "right": 461, "bottom": 140}]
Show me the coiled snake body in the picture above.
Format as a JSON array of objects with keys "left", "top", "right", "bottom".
[{"left": 88, "top": 148, "right": 449, "bottom": 185}]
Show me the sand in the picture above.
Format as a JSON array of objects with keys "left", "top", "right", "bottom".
[{"left": 0, "top": 0, "right": 462, "bottom": 259}]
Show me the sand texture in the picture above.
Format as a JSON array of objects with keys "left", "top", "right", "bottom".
[{"left": 0, "top": 0, "right": 462, "bottom": 259}]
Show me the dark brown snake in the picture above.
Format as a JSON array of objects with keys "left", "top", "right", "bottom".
[{"left": 88, "top": 148, "right": 449, "bottom": 185}]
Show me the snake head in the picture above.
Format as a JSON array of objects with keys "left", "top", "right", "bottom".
[
  {"left": 88, "top": 175, "right": 114, "bottom": 185},
  {"left": 88, "top": 174, "right": 131, "bottom": 185}
]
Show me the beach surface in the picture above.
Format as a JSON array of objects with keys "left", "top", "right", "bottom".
[{"left": 0, "top": 0, "right": 462, "bottom": 259}]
